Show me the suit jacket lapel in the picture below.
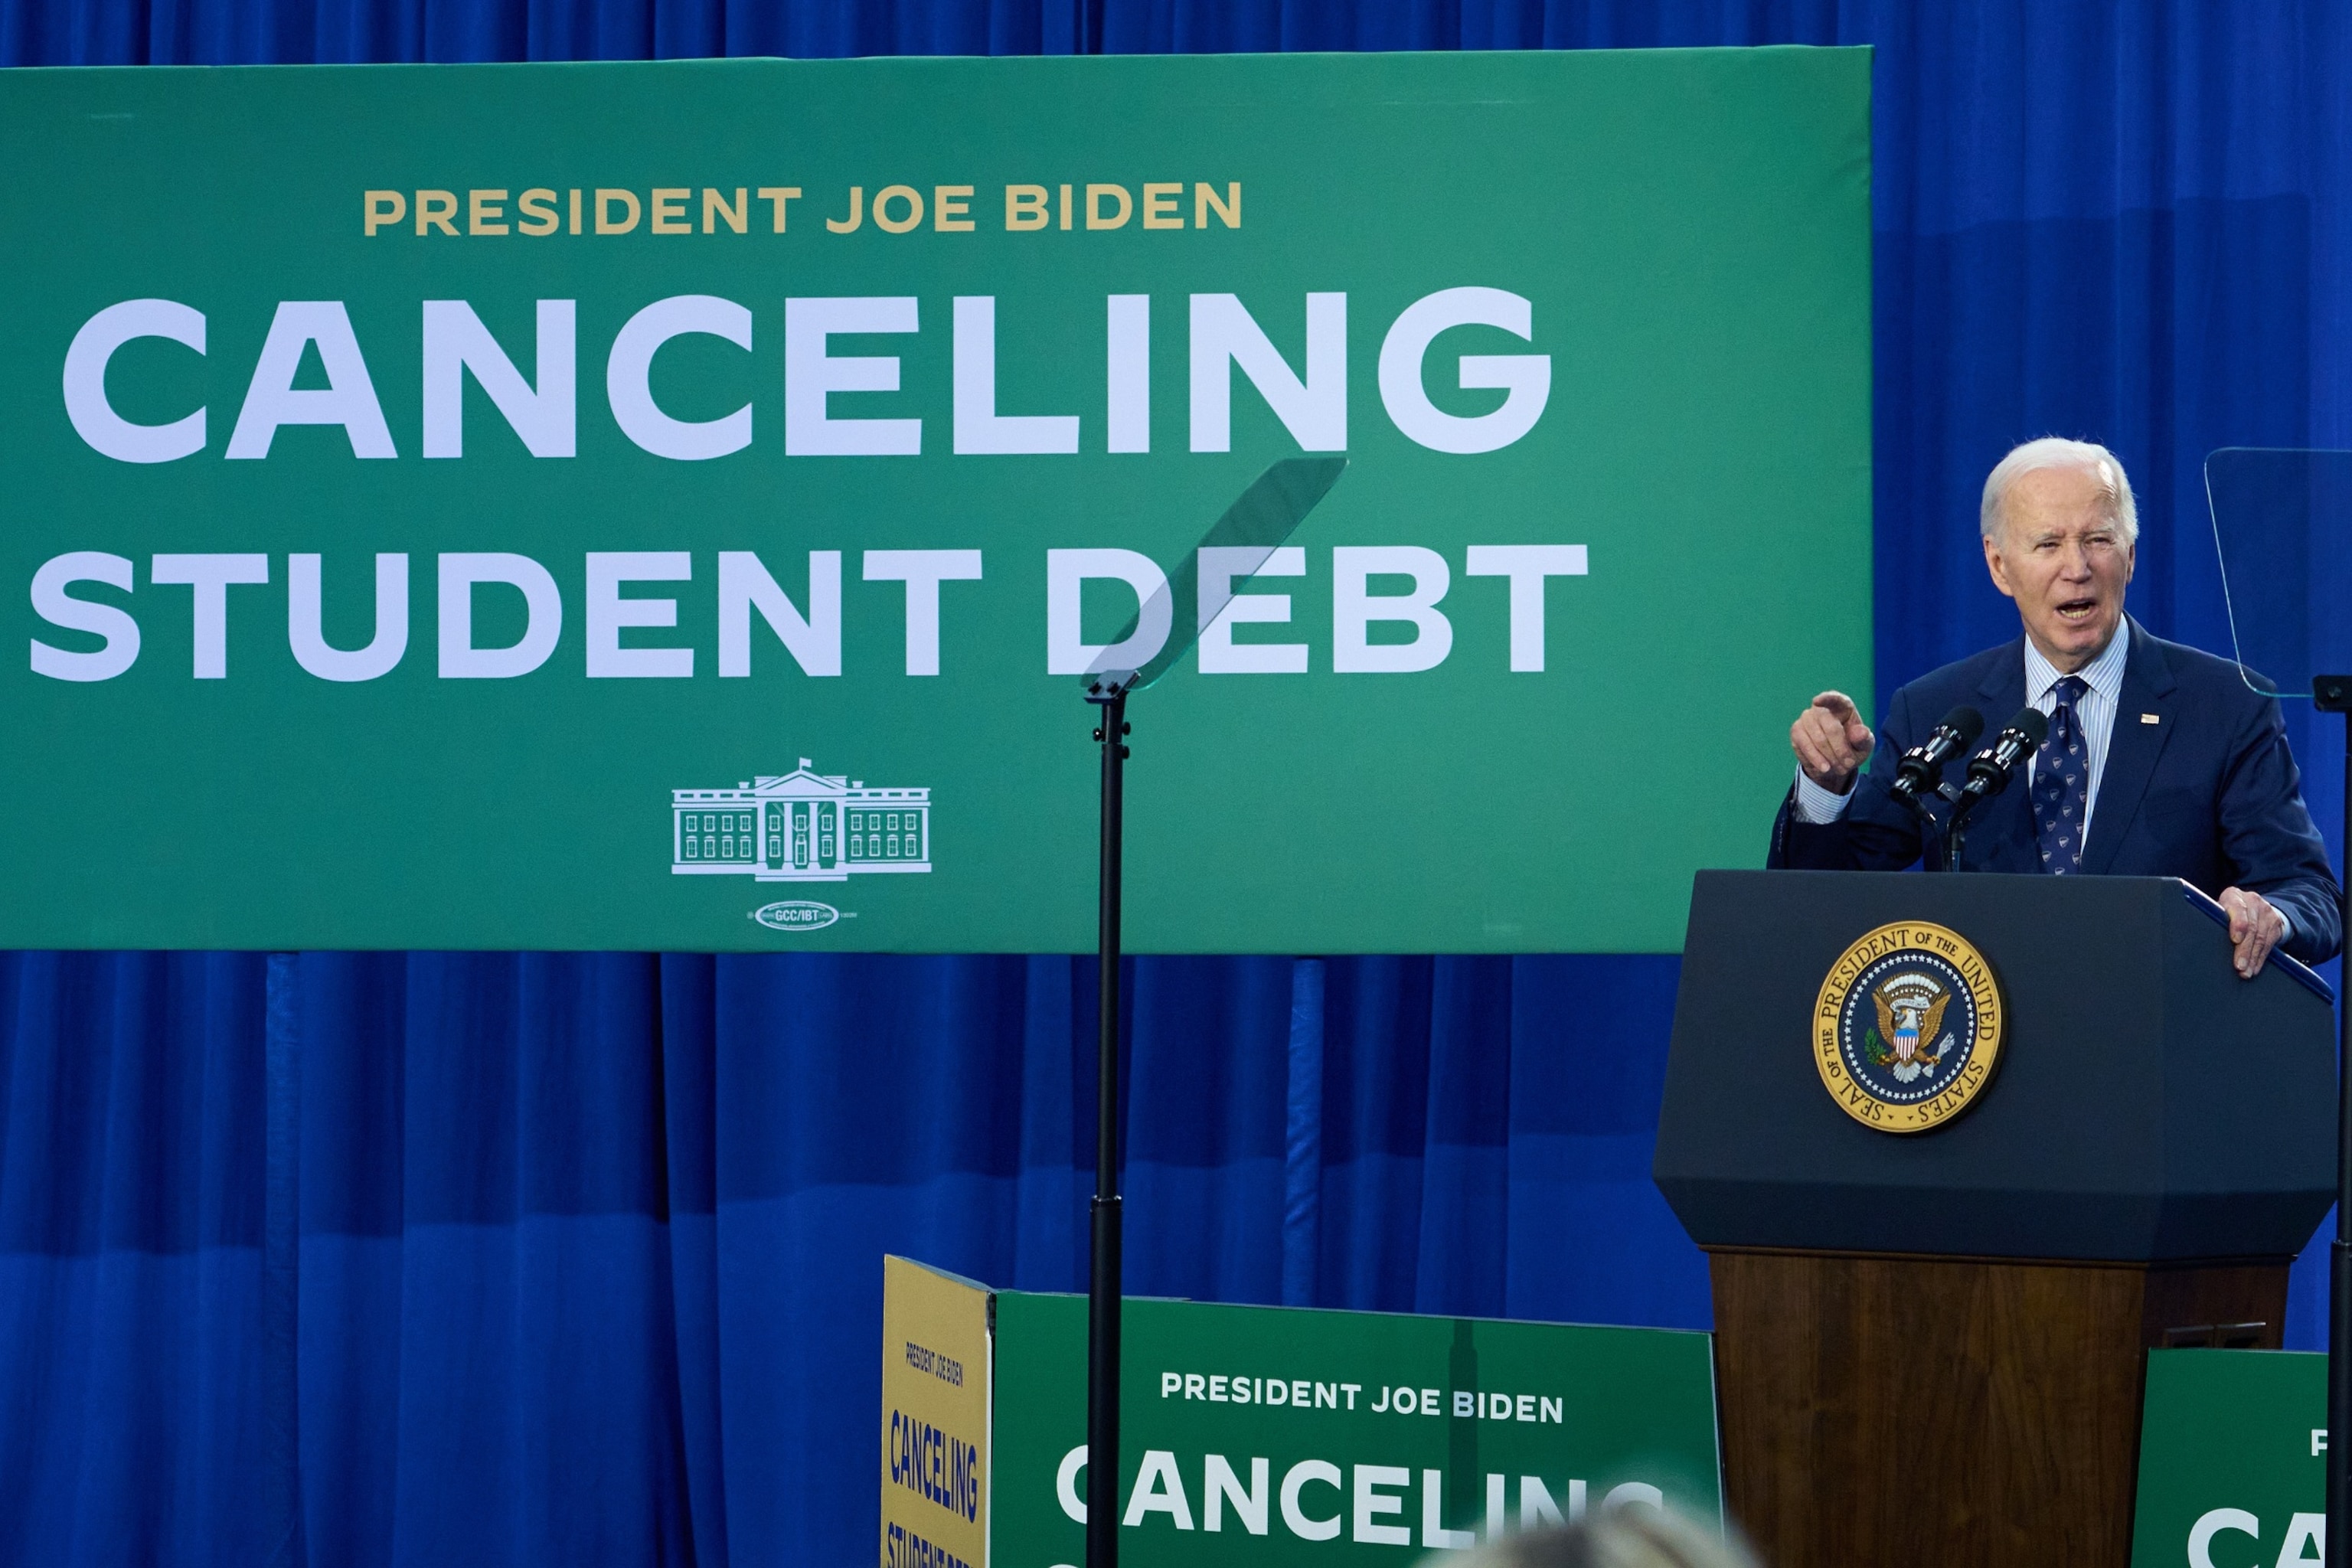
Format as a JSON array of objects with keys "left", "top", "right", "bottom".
[
  {"left": 1965, "top": 641, "right": 2037, "bottom": 871},
  {"left": 2080, "top": 617, "right": 2177, "bottom": 876}
]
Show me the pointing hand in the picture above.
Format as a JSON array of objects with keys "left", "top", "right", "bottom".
[{"left": 1791, "top": 691, "right": 1875, "bottom": 796}]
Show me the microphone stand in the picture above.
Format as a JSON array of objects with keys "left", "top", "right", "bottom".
[
  {"left": 1063, "top": 456, "right": 1348, "bottom": 1568},
  {"left": 1889, "top": 773, "right": 1960, "bottom": 872},
  {"left": 1941, "top": 786, "right": 1975, "bottom": 874},
  {"left": 2313, "top": 672, "right": 2351, "bottom": 1568}
]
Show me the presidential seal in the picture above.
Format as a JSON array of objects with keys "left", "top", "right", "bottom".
[{"left": 1812, "top": 920, "right": 2005, "bottom": 1133}]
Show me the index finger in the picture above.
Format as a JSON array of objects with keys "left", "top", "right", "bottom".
[{"left": 1811, "top": 691, "right": 1861, "bottom": 724}]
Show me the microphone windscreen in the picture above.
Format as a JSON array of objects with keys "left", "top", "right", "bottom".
[
  {"left": 1942, "top": 705, "right": 1985, "bottom": 748},
  {"left": 2011, "top": 706, "right": 2050, "bottom": 747}
]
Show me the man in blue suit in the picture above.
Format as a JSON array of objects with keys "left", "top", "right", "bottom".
[{"left": 1770, "top": 436, "right": 2341, "bottom": 976}]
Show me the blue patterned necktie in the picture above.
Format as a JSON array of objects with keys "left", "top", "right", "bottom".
[{"left": 2031, "top": 675, "right": 2092, "bottom": 874}]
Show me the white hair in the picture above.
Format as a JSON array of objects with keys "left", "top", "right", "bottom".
[
  {"left": 1447, "top": 1511, "right": 1758, "bottom": 1568},
  {"left": 1978, "top": 437, "right": 2139, "bottom": 544}
]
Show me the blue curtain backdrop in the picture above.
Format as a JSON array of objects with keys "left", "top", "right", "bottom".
[{"left": 4, "top": 4, "right": 2350, "bottom": 1565}]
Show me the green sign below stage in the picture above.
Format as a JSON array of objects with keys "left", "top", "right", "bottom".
[
  {"left": 0, "top": 48, "right": 1870, "bottom": 952},
  {"left": 880, "top": 1257, "right": 1723, "bottom": 1568},
  {"left": 2132, "top": 1350, "right": 2326, "bottom": 1568}
]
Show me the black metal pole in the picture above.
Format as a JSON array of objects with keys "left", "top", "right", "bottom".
[
  {"left": 2330, "top": 697, "right": 2351, "bottom": 1568},
  {"left": 1086, "top": 686, "right": 1129, "bottom": 1568}
]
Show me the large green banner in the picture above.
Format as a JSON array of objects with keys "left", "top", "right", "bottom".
[{"left": 0, "top": 49, "right": 1870, "bottom": 952}]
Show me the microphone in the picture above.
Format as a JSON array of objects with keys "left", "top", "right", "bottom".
[
  {"left": 1958, "top": 707, "right": 2050, "bottom": 804},
  {"left": 1890, "top": 705, "right": 1984, "bottom": 804}
]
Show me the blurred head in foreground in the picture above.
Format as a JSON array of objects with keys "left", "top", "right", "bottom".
[{"left": 1439, "top": 1508, "right": 1756, "bottom": 1568}]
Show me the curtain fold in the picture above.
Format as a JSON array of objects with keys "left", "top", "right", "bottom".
[{"left": 5, "top": 3, "right": 2350, "bottom": 1565}]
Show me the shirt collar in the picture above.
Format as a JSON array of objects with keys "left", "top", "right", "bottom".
[{"left": 2023, "top": 616, "right": 2130, "bottom": 705}]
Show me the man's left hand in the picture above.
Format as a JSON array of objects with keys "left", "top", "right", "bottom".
[{"left": 2219, "top": 886, "right": 2288, "bottom": 978}]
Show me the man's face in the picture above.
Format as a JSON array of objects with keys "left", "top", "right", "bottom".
[{"left": 1982, "top": 465, "right": 2135, "bottom": 672}]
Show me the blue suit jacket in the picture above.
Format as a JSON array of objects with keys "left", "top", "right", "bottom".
[{"left": 1767, "top": 617, "right": 2344, "bottom": 962}]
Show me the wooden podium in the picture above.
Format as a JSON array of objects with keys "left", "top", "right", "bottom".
[{"left": 1655, "top": 871, "right": 2334, "bottom": 1567}]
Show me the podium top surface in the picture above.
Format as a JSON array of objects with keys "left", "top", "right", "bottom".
[{"left": 1653, "top": 871, "right": 2336, "bottom": 1263}]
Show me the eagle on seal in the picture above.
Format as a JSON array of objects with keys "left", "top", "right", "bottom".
[{"left": 1873, "top": 978, "right": 1953, "bottom": 1071}]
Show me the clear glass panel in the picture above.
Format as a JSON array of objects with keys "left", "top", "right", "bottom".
[
  {"left": 1080, "top": 456, "right": 1348, "bottom": 695},
  {"left": 2201, "top": 446, "right": 2352, "bottom": 700}
]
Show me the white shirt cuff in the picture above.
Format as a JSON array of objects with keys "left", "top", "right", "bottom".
[{"left": 1792, "top": 769, "right": 1857, "bottom": 825}]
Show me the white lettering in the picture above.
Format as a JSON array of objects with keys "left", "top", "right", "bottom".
[
  {"left": 1465, "top": 545, "right": 1586, "bottom": 671},
  {"left": 1378, "top": 287, "right": 1551, "bottom": 454},
  {"left": 606, "top": 296, "right": 751, "bottom": 461},
  {"left": 1047, "top": 547, "right": 1169, "bottom": 676},
  {"left": 1188, "top": 292, "right": 1346, "bottom": 452},
  {"left": 438, "top": 553, "right": 561, "bottom": 678},
  {"left": 1122, "top": 1449, "right": 1194, "bottom": 1530},
  {"left": 1057, "top": 1446, "right": 1088, "bottom": 1524},
  {"left": 289, "top": 554, "right": 408, "bottom": 681},
  {"left": 1279, "top": 1461, "right": 1341, "bottom": 1541},
  {"left": 863, "top": 550, "right": 983, "bottom": 676},
  {"left": 952, "top": 296, "right": 1078, "bottom": 453},
  {"left": 1334, "top": 546, "right": 1452, "bottom": 673},
  {"left": 30, "top": 551, "right": 139, "bottom": 681},
  {"left": 1204, "top": 1455, "right": 1269, "bottom": 1535},
  {"left": 1353, "top": 1465, "right": 1411, "bottom": 1546},
  {"left": 63, "top": 299, "right": 206, "bottom": 462},
  {"left": 227, "top": 302, "right": 397, "bottom": 459},
  {"left": 586, "top": 552, "right": 692, "bottom": 678},
  {"left": 785, "top": 296, "right": 921, "bottom": 456},
  {"left": 719, "top": 551, "right": 841, "bottom": 678},
  {"left": 2189, "top": 1508, "right": 2259, "bottom": 1568},
  {"left": 422, "top": 299, "right": 576, "bottom": 458},
  {"left": 152, "top": 553, "right": 269, "bottom": 678},
  {"left": 1421, "top": 1470, "right": 1475, "bottom": 1550},
  {"left": 1107, "top": 294, "right": 1150, "bottom": 452},
  {"left": 1197, "top": 545, "right": 1305, "bottom": 674}
]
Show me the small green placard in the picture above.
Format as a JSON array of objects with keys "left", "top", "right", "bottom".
[
  {"left": 988, "top": 1290, "right": 1721, "bottom": 1565},
  {"left": 2131, "top": 1350, "right": 2325, "bottom": 1568}
]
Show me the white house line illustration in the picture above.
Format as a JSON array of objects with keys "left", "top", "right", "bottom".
[{"left": 671, "top": 759, "right": 931, "bottom": 883}]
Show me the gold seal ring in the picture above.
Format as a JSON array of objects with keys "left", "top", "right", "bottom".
[{"left": 1812, "top": 919, "right": 2005, "bottom": 1134}]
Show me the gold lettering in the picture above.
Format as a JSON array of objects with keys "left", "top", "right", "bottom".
[
  {"left": 933, "top": 185, "right": 974, "bottom": 231},
  {"left": 1086, "top": 183, "right": 1131, "bottom": 230},
  {"left": 826, "top": 187, "right": 864, "bottom": 234},
  {"left": 596, "top": 189, "right": 641, "bottom": 234},
  {"left": 651, "top": 188, "right": 691, "bottom": 234},
  {"left": 517, "top": 188, "right": 559, "bottom": 235},
  {"left": 415, "top": 189, "right": 458, "bottom": 237},
  {"left": 1142, "top": 181, "right": 1183, "bottom": 228},
  {"left": 704, "top": 187, "right": 748, "bottom": 234},
  {"left": 873, "top": 185, "right": 923, "bottom": 233},
  {"left": 1004, "top": 184, "right": 1048, "bottom": 230},
  {"left": 364, "top": 190, "right": 406, "bottom": 237},
  {"left": 757, "top": 186, "right": 802, "bottom": 232},
  {"left": 1196, "top": 180, "right": 1240, "bottom": 228},
  {"left": 469, "top": 188, "right": 508, "bottom": 236}
]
